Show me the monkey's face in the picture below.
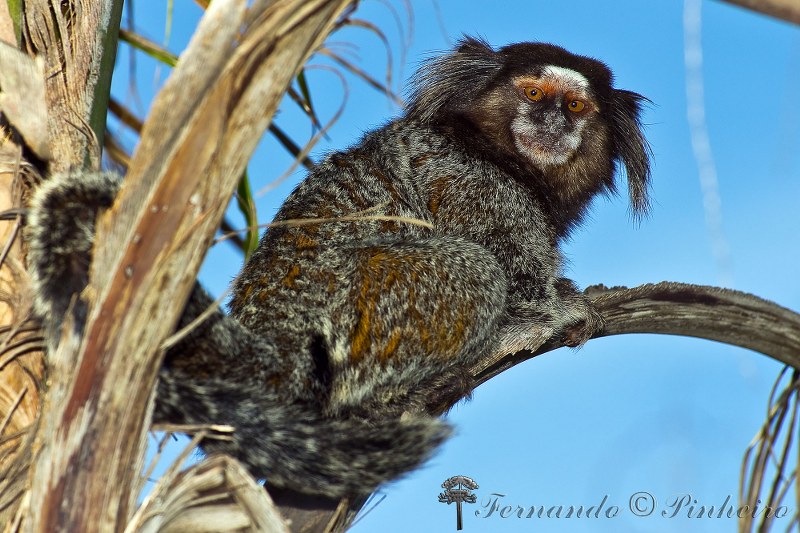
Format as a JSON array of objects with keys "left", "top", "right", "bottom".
[
  {"left": 508, "top": 66, "right": 600, "bottom": 169},
  {"left": 466, "top": 63, "right": 613, "bottom": 200},
  {"left": 408, "top": 38, "right": 651, "bottom": 219}
]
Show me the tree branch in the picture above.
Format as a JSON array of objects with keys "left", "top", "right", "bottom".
[
  {"left": 20, "top": 0, "right": 124, "bottom": 169},
  {"left": 717, "top": 0, "right": 800, "bottom": 25},
  {"left": 472, "top": 282, "right": 800, "bottom": 387}
]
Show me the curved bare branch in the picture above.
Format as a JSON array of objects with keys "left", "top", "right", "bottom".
[{"left": 473, "top": 282, "right": 800, "bottom": 387}]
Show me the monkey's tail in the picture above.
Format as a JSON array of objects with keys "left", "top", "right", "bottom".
[
  {"left": 25, "top": 171, "right": 122, "bottom": 332},
  {"left": 156, "top": 370, "right": 451, "bottom": 498},
  {"left": 157, "top": 286, "right": 451, "bottom": 498}
]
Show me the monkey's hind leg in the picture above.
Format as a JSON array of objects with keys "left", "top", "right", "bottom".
[{"left": 327, "top": 236, "right": 508, "bottom": 417}]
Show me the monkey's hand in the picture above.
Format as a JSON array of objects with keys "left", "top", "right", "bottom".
[{"left": 555, "top": 279, "right": 605, "bottom": 347}]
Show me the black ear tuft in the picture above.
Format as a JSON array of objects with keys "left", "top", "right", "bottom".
[
  {"left": 609, "top": 89, "right": 652, "bottom": 220},
  {"left": 406, "top": 36, "right": 501, "bottom": 124}
]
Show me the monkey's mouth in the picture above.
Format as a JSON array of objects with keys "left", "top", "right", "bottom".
[{"left": 513, "top": 132, "right": 574, "bottom": 168}]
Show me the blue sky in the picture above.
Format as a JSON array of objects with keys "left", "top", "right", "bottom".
[{"left": 113, "top": 1, "right": 800, "bottom": 531}]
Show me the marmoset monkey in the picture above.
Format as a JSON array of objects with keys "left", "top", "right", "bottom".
[{"left": 26, "top": 37, "right": 651, "bottom": 498}]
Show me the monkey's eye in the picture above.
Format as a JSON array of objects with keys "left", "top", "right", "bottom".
[
  {"left": 523, "top": 86, "right": 545, "bottom": 102},
  {"left": 567, "top": 99, "right": 586, "bottom": 113}
]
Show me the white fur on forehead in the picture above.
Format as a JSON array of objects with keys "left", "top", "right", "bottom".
[{"left": 540, "top": 65, "right": 590, "bottom": 90}]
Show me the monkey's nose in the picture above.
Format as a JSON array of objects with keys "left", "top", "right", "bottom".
[{"left": 541, "top": 107, "right": 568, "bottom": 128}]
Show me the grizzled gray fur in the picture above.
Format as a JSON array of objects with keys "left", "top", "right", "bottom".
[{"left": 26, "top": 37, "right": 651, "bottom": 498}]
